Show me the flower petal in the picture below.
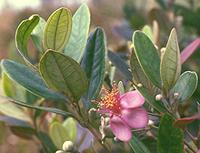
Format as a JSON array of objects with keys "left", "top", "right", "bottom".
[
  {"left": 121, "top": 108, "right": 148, "bottom": 129},
  {"left": 120, "top": 90, "right": 145, "bottom": 109},
  {"left": 110, "top": 115, "right": 132, "bottom": 142}
]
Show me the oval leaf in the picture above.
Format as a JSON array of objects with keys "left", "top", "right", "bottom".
[
  {"left": 44, "top": 7, "right": 72, "bottom": 51},
  {"left": 1, "top": 59, "right": 67, "bottom": 101},
  {"left": 172, "top": 71, "right": 198, "bottom": 102},
  {"left": 39, "top": 50, "right": 88, "bottom": 101},
  {"left": 15, "top": 15, "right": 39, "bottom": 66},
  {"left": 160, "top": 28, "right": 181, "bottom": 92},
  {"left": 157, "top": 114, "right": 183, "bottom": 153},
  {"left": 64, "top": 4, "right": 90, "bottom": 62},
  {"left": 81, "top": 28, "right": 105, "bottom": 107},
  {"left": 49, "top": 122, "right": 70, "bottom": 149},
  {"left": 133, "top": 31, "right": 161, "bottom": 88}
]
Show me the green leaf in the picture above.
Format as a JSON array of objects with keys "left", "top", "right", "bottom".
[
  {"left": 136, "top": 86, "right": 167, "bottom": 114},
  {"left": 64, "top": 4, "right": 90, "bottom": 62},
  {"left": 157, "top": 114, "right": 183, "bottom": 153},
  {"left": 133, "top": 31, "right": 161, "bottom": 88},
  {"left": 81, "top": 28, "right": 105, "bottom": 107},
  {"left": 0, "top": 99, "right": 31, "bottom": 122},
  {"left": 129, "top": 135, "right": 151, "bottom": 153},
  {"left": 31, "top": 17, "right": 46, "bottom": 52},
  {"left": 142, "top": 25, "right": 153, "bottom": 41},
  {"left": 2, "top": 72, "right": 38, "bottom": 104},
  {"left": 62, "top": 117, "right": 77, "bottom": 142},
  {"left": 107, "top": 50, "right": 132, "bottom": 81},
  {"left": 39, "top": 50, "right": 88, "bottom": 101},
  {"left": 0, "top": 96, "right": 71, "bottom": 117},
  {"left": 44, "top": 7, "right": 72, "bottom": 51},
  {"left": 49, "top": 122, "right": 70, "bottom": 149},
  {"left": 172, "top": 71, "right": 198, "bottom": 102},
  {"left": 15, "top": 14, "right": 39, "bottom": 66},
  {"left": 160, "top": 28, "right": 181, "bottom": 92},
  {"left": 1, "top": 59, "right": 67, "bottom": 102}
]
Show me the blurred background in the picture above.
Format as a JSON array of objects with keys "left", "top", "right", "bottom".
[{"left": 0, "top": 0, "right": 200, "bottom": 152}]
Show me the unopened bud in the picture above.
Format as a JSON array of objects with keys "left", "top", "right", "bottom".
[
  {"left": 55, "top": 150, "right": 65, "bottom": 153},
  {"left": 160, "top": 47, "right": 166, "bottom": 53},
  {"left": 62, "top": 141, "right": 75, "bottom": 152},
  {"left": 137, "top": 83, "right": 143, "bottom": 88},
  {"left": 155, "top": 94, "right": 162, "bottom": 101},
  {"left": 174, "top": 92, "right": 179, "bottom": 99}
]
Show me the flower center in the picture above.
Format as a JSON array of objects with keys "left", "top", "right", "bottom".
[{"left": 99, "top": 84, "right": 121, "bottom": 114}]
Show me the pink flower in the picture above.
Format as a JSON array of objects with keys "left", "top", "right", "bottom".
[
  {"left": 97, "top": 84, "right": 148, "bottom": 142},
  {"left": 197, "top": 149, "right": 200, "bottom": 153}
]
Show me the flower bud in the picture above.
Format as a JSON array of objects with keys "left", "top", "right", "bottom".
[
  {"left": 155, "top": 94, "right": 162, "bottom": 101},
  {"left": 62, "top": 141, "right": 75, "bottom": 152},
  {"left": 137, "top": 83, "right": 143, "bottom": 88},
  {"left": 55, "top": 150, "right": 65, "bottom": 153},
  {"left": 174, "top": 92, "right": 179, "bottom": 99},
  {"left": 88, "top": 108, "right": 98, "bottom": 122}
]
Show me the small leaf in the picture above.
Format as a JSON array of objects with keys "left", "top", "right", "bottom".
[
  {"left": 129, "top": 135, "right": 151, "bottom": 153},
  {"left": 39, "top": 50, "right": 88, "bottom": 101},
  {"left": 174, "top": 113, "right": 200, "bottom": 128},
  {"left": 81, "top": 28, "right": 105, "bottom": 107},
  {"left": 63, "top": 117, "right": 77, "bottom": 142},
  {"left": 133, "top": 31, "right": 161, "bottom": 88},
  {"left": 136, "top": 86, "right": 167, "bottom": 114},
  {"left": 31, "top": 17, "right": 46, "bottom": 52},
  {"left": 160, "top": 28, "right": 181, "bottom": 92},
  {"left": 44, "top": 7, "right": 72, "bottom": 51},
  {"left": 157, "top": 114, "right": 183, "bottom": 153},
  {"left": 64, "top": 4, "right": 90, "bottom": 62},
  {"left": 1, "top": 59, "right": 67, "bottom": 101},
  {"left": 172, "top": 71, "right": 198, "bottom": 102},
  {"left": 49, "top": 122, "right": 70, "bottom": 149},
  {"left": 107, "top": 50, "right": 132, "bottom": 81},
  {"left": 15, "top": 15, "right": 39, "bottom": 66}
]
